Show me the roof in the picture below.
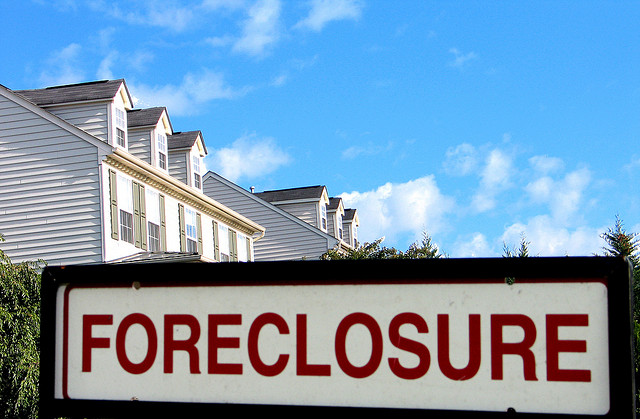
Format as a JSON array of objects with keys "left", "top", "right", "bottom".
[
  {"left": 14, "top": 79, "right": 131, "bottom": 107},
  {"left": 168, "top": 131, "right": 207, "bottom": 154},
  {"left": 343, "top": 208, "right": 358, "bottom": 222},
  {"left": 127, "top": 107, "right": 169, "bottom": 129},
  {"left": 328, "top": 197, "right": 343, "bottom": 211},
  {"left": 106, "top": 251, "right": 213, "bottom": 264},
  {"left": 255, "top": 185, "right": 327, "bottom": 203}
]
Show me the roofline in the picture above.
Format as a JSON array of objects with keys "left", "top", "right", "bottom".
[
  {"left": 0, "top": 84, "right": 115, "bottom": 155},
  {"left": 203, "top": 171, "right": 350, "bottom": 248}
]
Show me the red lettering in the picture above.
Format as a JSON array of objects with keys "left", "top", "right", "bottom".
[
  {"left": 335, "top": 313, "right": 383, "bottom": 378},
  {"left": 208, "top": 314, "right": 242, "bottom": 375},
  {"left": 297, "top": 314, "right": 331, "bottom": 376},
  {"left": 437, "top": 314, "right": 481, "bottom": 380},
  {"left": 491, "top": 314, "right": 538, "bottom": 381},
  {"left": 115, "top": 313, "right": 157, "bottom": 374},
  {"left": 82, "top": 314, "right": 112, "bottom": 372},
  {"left": 546, "top": 314, "right": 591, "bottom": 382},
  {"left": 388, "top": 312, "right": 430, "bottom": 379},
  {"left": 248, "top": 313, "right": 290, "bottom": 376},
  {"left": 164, "top": 314, "right": 201, "bottom": 374}
]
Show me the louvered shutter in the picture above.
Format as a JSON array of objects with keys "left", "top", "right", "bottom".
[
  {"left": 196, "top": 212, "right": 203, "bottom": 255},
  {"left": 212, "top": 221, "right": 220, "bottom": 261},
  {"left": 109, "top": 169, "right": 118, "bottom": 240},
  {"left": 178, "top": 204, "right": 186, "bottom": 252},
  {"left": 159, "top": 194, "right": 167, "bottom": 251}
]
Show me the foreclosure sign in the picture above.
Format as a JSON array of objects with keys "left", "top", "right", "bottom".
[{"left": 40, "top": 257, "right": 635, "bottom": 418}]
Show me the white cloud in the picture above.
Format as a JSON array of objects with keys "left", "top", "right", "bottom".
[
  {"left": 471, "top": 148, "right": 514, "bottom": 212},
  {"left": 529, "top": 155, "right": 565, "bottom": 175},
  {"left": 452, "top": 233, "right": 493, "bottom": 257},
  {"left": 96, "top": 51, "right": 118, "bottom": 80},
  {"left": 130, "top": 69, "right": 250, "bottom": 116},
  {"left": 340, "top": 175, "right": 455, "bottom": 245},
  {"left": 39, "top": 43, "right": 85, "bottom": 86},
  {"left": 206, "top": 133, "right": 291, "bottom": 182},
  {"left": 91, "top": 0, "right": 195, "bottom": 32},
  {"left": 501, "top": 215, "right": 603, "bottom": 257},
  {"left": 294, "top": 0, "right": 364, "bottom": 32},
  {"left": 232, "top": 0, "right": 282, "bottom": 57},
  {"left": 443, "top": 142, "right": 478, "bottom": 176},
  {"left": 449, "top": 47, "right": 477, "bottom": 68},
  {"left": 525, "top": 167, "right": 591, "bottom": 223}
]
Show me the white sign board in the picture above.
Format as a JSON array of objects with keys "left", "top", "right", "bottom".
[{"left": 40, "top": 258, "right": 635, "bottom": 418}]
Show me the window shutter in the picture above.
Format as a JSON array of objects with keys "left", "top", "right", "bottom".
[
  {"left": 196, "top": 212, "right": 203, "bottom": 255},
  {"left": 178, "top": 203, "right": 186, "bottom": 252},
  {"left": 245, "top": 236, "right": 252, "bottom": 262},
  {"left": 159, "top": 194, "right": 167, "bottom": 251},
  {"left": 229, "top": 229, "right": 238, "bottom": 262},
  {"left": 212, "top": 221, "right": 220, "bottom": 261},
  {"left": 132, "top": 182, "right": 147, "bottom": 250},
  {"left": 109, "top": 169, "right": 118, "bottom": 240}
]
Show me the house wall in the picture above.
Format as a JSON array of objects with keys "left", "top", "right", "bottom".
[
  {"left": 0, "top": 95, "right": 105, "bottom": 265},
  {"left": 103, "top": 165, "right": 251, "bottom": 262},
  {"left": 128, "top": 128, "right": 152, "bottom": 164},
  {"left": 168, "top": 150, "right": 188, "bottom": 186},
  {"left": 46, "top": 102, "right": 110, "bottom": 143},
  {"left": 274, "top": 201, "right": 319, "bottom": 229},
  {"left": 203, "top": 174, "right": 335, "bottom": 261}
]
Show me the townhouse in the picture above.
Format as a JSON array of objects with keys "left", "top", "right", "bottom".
[
  {"left": 0, "top": 79, "right": 264, "bottom": 266},
  {"left": 203, "top": 173, "right": 358, "bottom": 260}
]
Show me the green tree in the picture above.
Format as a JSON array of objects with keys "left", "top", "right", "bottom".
[
  {"left": 0, "top": 235, "right": 42, "bottom": 418},
  {"left": 322, "top": 231, "right": 445, "bottom": 260},
  {"left": 599, "top": 216, "right": 639, "bottom": 412},
  {"left": 502, "top": 233, "right": 531, "bottom": 258}
]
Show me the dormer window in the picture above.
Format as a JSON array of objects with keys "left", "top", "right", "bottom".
[
  {"left": 157, "top": 133, "right": 167, "bottom": 170},
  {"left": 115, "top": 108, "right": 127, "bottom": 147},
  {"left": 192, "top": 155, "right": 202, "bottom": 189},
  {"left": 321, "top": 204, "right": 327, "bottom": 231}
]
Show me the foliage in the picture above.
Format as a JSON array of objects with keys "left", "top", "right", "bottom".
[
  {"left": 0, "top": 235, "right": 43, "bottom": 419},
  {"left": 321, "top": 231, "right": 445, "bottom": 260},
  {"left": 502, "top": 233, "right": 531, "bottom": 258}
]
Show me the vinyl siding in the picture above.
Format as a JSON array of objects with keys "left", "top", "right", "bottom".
[
  {"left": 46, "top": 102, "right": 110, "bottom": 142},
  {"left": 128, "top": 128, "right": 152, "bottom": 164},
  {"left": 203, "top": 174, "right": 335, "bottom": 261},
  {"left": 0, "top": 95, "right": 104, "bottom": 265},
  {"left": 168, "top": 150, "right": 188, "bottom": 185}
]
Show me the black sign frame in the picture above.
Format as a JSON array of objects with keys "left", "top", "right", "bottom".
[{"left": 40, "top": 256, "right": 635, "bottom": 418}]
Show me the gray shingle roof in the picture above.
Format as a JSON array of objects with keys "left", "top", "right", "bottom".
[
  {"left": 343, "top": 208, "right": 357, "bottom": 221},
  {"left": 127, "top": 107, "right": 169, "bottom": 129},
  {"left": 167, "top": 131, "right": 207, "bottom": 154},
  {"left": 14, "top": 79, "right": 130, "bottom": 106},
  {"left": 255, "top": 185, "right": 326, "bottom": 203},
  {"left": 328, "top": 197, "right": 342, "bottom": 210}
]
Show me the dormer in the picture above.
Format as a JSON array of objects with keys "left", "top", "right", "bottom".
[
  {"left": 127, "top": 107, "right": 173, "bottom": 171},
  {"left": 327, "top": 197, "right": 345, "bottom": 240},
  {"left": 15, "top": 79, "right": 133, "bottom": 148},
  {"left": 254, "top": 185, "right": 330, "bottom": 232},
  {"left": 342, "top": 208, "right": 359, "bottom": 248},
  {"left": 167, "top": 131, "right": 207, "bottom": 190}
]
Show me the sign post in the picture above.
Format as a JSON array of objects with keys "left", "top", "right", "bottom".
[{"left": 40, "top": 257, "right": 635, "bottom": 418}]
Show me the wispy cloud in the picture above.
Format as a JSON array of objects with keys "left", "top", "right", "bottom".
[
  {"left": 471, "top": 148, "right": 514, "bottom": 212},
  {"left": 206, "top": 133, "right": 292, "bottom": 182},
  {"left": 39, "top": 43, "right": 85, "bottom": 86},
  {"left": 448, "top": 47, "right": 477, "bottom": 68},
  {"left": 232, "top": 0, "right": 282, "bottom": 57},
  {"left": 294, "top": 0, "right": 364, "bottom": 32},
  {"left": 130, "top": 69, "right": 251, "bottom": 116}
]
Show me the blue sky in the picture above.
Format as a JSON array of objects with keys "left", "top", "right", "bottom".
[{"left": 2, "top": 0, "right": 639, "bottom": 257}]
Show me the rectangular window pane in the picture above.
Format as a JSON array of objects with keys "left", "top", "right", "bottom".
[
  {"left": 186, "top": 239, "right": 198, "bottom": 253},
  {"left": 120, "top": 210, "right": 133, "bottom": 244},
  {"left": 159, "top": 152, "right": 166, "bottom": 170},
  {"left": 116, "top": 128, "right": 126, "bottom": 147},
  {"left": 194, "top": 173, "right": 201, "bottom": 189},
  {"left": 148, "top": 222, "right": 160, "bottom": 251},
  {"left": 185, "top": 208, "right": 197, "bottom": 241}
]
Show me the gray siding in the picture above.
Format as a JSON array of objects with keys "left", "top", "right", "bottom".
[
  {"left": 203, "top": 175, "right": 334, "bottom": 261},
  {"left": 275, "top": 201, "right": 318, "bottom": 228},
  {"left": 168, "top": 150, "right": 188, "bottom": 185},
  {"left": 0, "top": 95, "right": 104, "bottom": 265},
  {"left": 128, "top": 128, "right": 152, "bottom": 164},
  {"left": 47, "top": 102, "right": 110, "bottom": 142}
]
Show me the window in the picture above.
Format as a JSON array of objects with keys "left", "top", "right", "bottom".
[
  {"left": 148, "top": 222, "right": 160, "bottom": 251},
  {"left": 185, "top": 207, "right": 198, "bottom": 253},
  {"left": 146, "top": 188, "right": 161, "bottom": 251},
  {"left": 321, "top": 204, "right": 327, "bottom": 231},
  {"left": 157, "top": 133, "right": 167, "bottom": 170},
  {"left": 192, "top": 155, "right": 201, "bottom": 189},
  {"left": 115, "top": 108, "right": 126, "bottom": 147},
  {"left": 218, "top": 223, "right": 230, "bottom": 262},
  {"left": 117, "top": 175, "right": 134, "bottom": 244}
]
